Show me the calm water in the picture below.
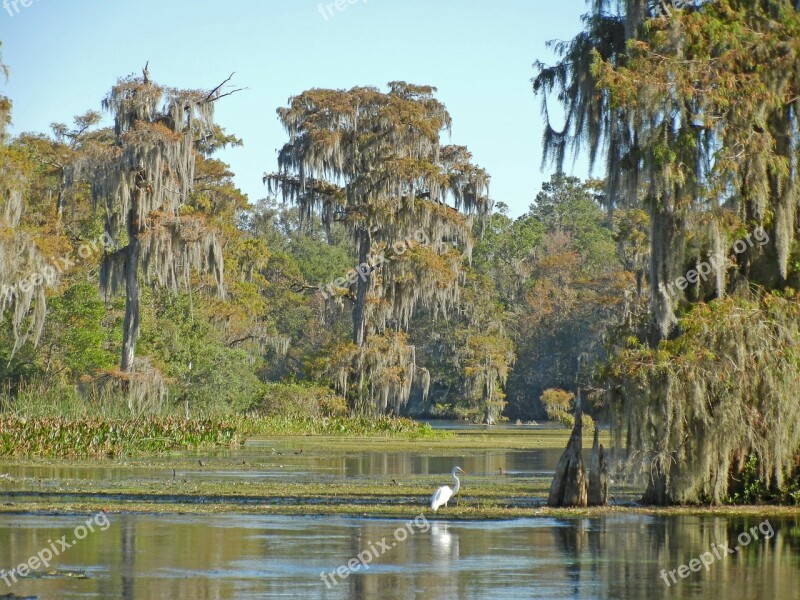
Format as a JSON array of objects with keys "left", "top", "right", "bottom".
[
  {"left": 1, "top": 424, "right": 797, "bottom": 598},
  {"left": 0, "top": 442, "right": 566, "bottom": 483},
  {"left": 1, "top": 513, "right": 798, "bottom": 599}
]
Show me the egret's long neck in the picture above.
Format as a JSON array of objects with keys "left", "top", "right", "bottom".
[{"left": 452, "top": 473, "right": 460, "bottom": 495}]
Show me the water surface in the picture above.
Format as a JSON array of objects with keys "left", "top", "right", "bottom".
[{"left": 1, "top": 513, "right": 798, "bottom": 599}]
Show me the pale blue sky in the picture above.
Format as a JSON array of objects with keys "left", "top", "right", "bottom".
[{"left": 0, "top": 0, "right": 592, "bottom": 216}]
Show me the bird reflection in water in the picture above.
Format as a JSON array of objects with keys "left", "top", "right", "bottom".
[{"left": 430, "top": 521, "right": 459, "bottom": 561}]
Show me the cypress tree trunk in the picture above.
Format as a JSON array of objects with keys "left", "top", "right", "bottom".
[
  {"left": 120, "top": 198, "right": 141, "bottom": 373},
  {"left": 588, "top": 426, "right": 609, "bottom": 506},
  {"left": 649, "top": 204, "right": 683, "bottom": 340},
  {"left": 120, "top": 238, "right": 140, "bottom": 373},
  {"left": 352, "top": 226, "right": 371, "bottom": 347},
  {"left": 642, "top": 456, "right": 670, "bottom": 505},
  {"left": 548, "top": 408, "right": 589, "bottom": 507}
]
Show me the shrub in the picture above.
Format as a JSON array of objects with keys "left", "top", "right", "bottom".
[
  {"left": 540, "top": 388, "right": 594, "bottom": 430},
  {"left": 255, "top": 382, "right": 348, "bottom": 418}
]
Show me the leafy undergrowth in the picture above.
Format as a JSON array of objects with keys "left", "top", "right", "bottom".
[
  {"left": 0, "top": 414, "right": 448, "bottom": 459},
  {"left": 235, "top": 414, "right": 445, "bottom": 437}
]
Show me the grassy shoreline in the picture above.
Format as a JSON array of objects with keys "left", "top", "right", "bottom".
[
  {"left": 2, "top": 427, "right": 798, "bottom": 520},
  {"left": 1, "top": 501, "right": 799, "bottom": 520},
  {"left": 0, "top": 414, "right": 448, "bottom": 458}
]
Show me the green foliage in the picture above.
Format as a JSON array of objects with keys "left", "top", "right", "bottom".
[
  {"left": 45, "top": 283, "right": 117, "bottom": 376},
  {"left": 540, "top": 388, "right": 574, "bottom": 420},
  {"left": 235, "top": 414, "right": 446, "bottom": 438},
  {"left": 608, "top": 292, "right": 800, "bottom": 504},
  {"left": 0, "top": 326, "right": 42, "bottom": 392},
  {"left": 536, "top": 0, "right": 800, "bottom": 505},
  {"left": 0, "top": 411, "right": 447, "bottom": 458},
  {"left": 727, "top": 455, "right": 771, "bottom": 505},
  {"left": 528, "top": 175, "right": 617, "bottom": 272},
  {"left": 255, "top": 382, "right": 348, "bottom": 418},
  {"left": 413, "top": 269, "right": 514, "bottom": 423},
  {"left": 136, "top": 290, "right": 264, "bottom": 413},
  {"left": 504, "top": 174, "right": 628, "bottom": 419},
  {"left": 472, "top": 210, "right": 544, "bottom": 305},
  {"left": 6, "top": 68, "right": 622, "bottom": 437},
  {"left": 726, "top": 455, "right": 800, "bottom": 506},
  {"left": 0, "top": 414, "right": 241, "bottom": 458},
  {"left": 540, "top": 388, "right": 594, "bottom": 430}
]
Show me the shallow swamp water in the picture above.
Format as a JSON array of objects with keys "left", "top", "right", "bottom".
[{"left": 0, "top": 423, "right": 798, "bottom": 599}]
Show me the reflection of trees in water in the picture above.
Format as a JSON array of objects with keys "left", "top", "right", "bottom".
[
  {"left": 348, "top": 523, "right": 368, "bottom": 600},
  {"left": 546, "top": 515, "right": 800, "bottom": 599},
  {"left": 6, "top": 513, "right": 800, "bottom": 598},
  {"left": 552, "top": 519, "right": 589, "bottom": 595},
  {"left": 320, "top": 448, "right": 547, "bottom": 478},
  {"left": 120, "top": 519, "right": 135, "bottom": 600}
]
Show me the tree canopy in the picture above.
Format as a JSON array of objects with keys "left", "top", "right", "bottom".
[
  {"left": 2, "top": 2, "right": 800, "bottom": 507},
  {"left": 535, "top": 0, "right": 800, "bottom": 504}
]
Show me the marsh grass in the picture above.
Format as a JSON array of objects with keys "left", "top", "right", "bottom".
[
  {"left": 0, "top": 381, "right": 449, "bottom": 458},
  {"left": 1, "top": 378, "right": 141, "bottom": 420}
]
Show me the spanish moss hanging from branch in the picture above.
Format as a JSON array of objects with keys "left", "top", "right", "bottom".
[
  {"left": 66, "top": 69, "right": 237, "bottom": 398},
  {"left": 266, "top": 83, "right": 491, "bottom": 414}
]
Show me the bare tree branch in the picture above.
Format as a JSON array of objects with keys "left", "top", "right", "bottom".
[{"left": 204, "top": 73, "right": 246, "bottom": 104}]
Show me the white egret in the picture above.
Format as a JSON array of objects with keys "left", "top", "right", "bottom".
[{"left": 430, "top": 466, "right": 464, "bottom": 512}]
